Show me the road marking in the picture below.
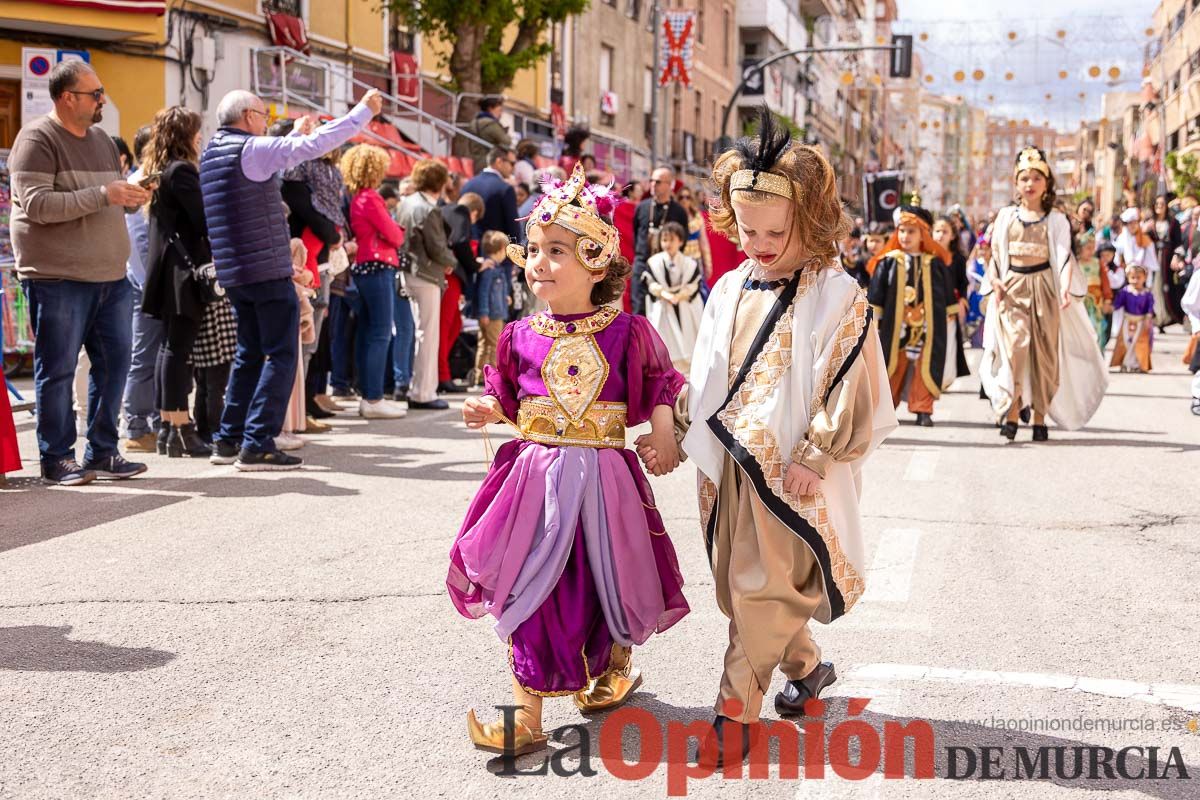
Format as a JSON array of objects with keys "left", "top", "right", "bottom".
[
  {"left": 861, "top": 529, "right": 921, "bottom": 604},
  {"left": 902, "top": 451, "right": 938, "bottom": 481},
  {"left": 844, "top": 663, "right": 1200, "bottom": 713}
]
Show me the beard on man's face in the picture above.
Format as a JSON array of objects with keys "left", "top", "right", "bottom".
[{"left": 91, "top": 105, "right": 104, "bottom": 124}]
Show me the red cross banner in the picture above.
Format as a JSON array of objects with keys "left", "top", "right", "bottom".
[{"left": 658, "top": 10, "right": 696, "bottom": 88}]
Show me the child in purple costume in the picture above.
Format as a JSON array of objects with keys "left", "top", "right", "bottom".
[{"left": 448, "top": 164, "right": 689, "bottom": 757}]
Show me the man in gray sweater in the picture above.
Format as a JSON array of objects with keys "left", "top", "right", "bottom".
[{"left": 10, "top": 60, "right": 152, "bottom": 486}]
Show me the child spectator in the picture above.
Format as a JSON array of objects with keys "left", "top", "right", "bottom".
[{"left": 473, "top": 230, "right": 513, "bottom": 381}]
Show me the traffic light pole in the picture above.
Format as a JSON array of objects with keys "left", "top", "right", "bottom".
[{"left": 717, "top": 42, "right": 908, "bottom": 151}]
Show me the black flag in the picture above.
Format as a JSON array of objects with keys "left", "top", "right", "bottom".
[{"left": 863, "top": 171, "right": 904, "bottom": 227}]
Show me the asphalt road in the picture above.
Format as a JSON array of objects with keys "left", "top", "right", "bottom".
[{"left": 1, "top": 330, "right": 1198, "bottom": 799}]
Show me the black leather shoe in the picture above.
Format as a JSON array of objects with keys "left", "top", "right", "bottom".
[
  {"left": 774, "top": 661, "right": 837, "bottom": 717},
  {"left": 1000, "top": 421, "right": 1018, "bottom": 441},
  {"left": 408, "top": 398, "right": 449, "bottom": 410},
  {"left": 156, "top": 423, "right": 172, "bottom": 455},
  {"left": 1032, "top": 424, "right": 1049, "bottom": 442},
  {"left": 393, "top": 386, "right": 410, "bottom": 402},
  {"left": 306, "top": 401, "right": 334, "bottom": 419},
  {"left": 914, "top": 413, "right": 934, "bottom": 427},
  {"left": 437, "top": 381, "right": 468, "bottom": 394},
  {"left": 696, "top": 715, "right": 757, "bottom": 771},
  {"left": 166, "top": 422, "right": 213, "bottom": 458},
  {"left": 1019, "top": 405, "right": 1031, "bottom": 424}
]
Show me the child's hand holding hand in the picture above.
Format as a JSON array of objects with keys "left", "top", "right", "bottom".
[
  {"left": 463, "top": 395, "right": 502, "bottom": 429},
  {"left": 634, "top": 430, "right": 681, "bottom": 477},
  {"left": 784, "top": 462, "right": 821, "bottom": 497}
]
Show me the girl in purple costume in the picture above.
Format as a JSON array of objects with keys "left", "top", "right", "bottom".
[{"left": 449, "top": 164, "right": 689, "bottom": 757}]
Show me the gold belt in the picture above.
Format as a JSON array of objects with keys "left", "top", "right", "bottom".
[{"left": 517, "top": 396, "right": 627, "bottom": 449}]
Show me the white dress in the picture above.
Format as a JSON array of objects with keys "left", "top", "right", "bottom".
[{"left": 644, "top": 251, "right": 704, "bottom": 369}]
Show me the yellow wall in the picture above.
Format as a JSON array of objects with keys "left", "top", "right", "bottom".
[
  {"left": 0, "top": 6, "right": 166, "bottom": 144},
  {"left": 349, "top": 1, "right": 386, "bottom": 56},
  {"left": 309, "top": 2, "right": 348, "bottom": 44}
]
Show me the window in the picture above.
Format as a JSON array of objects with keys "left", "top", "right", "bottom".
[
  {"left": 644, "top": 68, "right": 654, "bottom": 114},
  {"left": 745, "top": 41, "right": 759, "bottom": 57},
  {"left": 626, "top": 0, "right": 641, "bottom": 20},
  {"left": 695, "top": 89, "right": 703, "bottom": 135},
  {"left": 698, "top": 5, "right": 705, "bottom": 45},
  {"left": 600, "top": 45, "right": 614, "bottom": 95},
  {"left": 1191, "top": 49, "right": 1200, "bottom": 75},
  {"left": 723, "top": 10, "right": 731, "bottom": 66},
  {"left": 1189, "top": 115, "right": 1200, "bottom": 142},
  {"left": 262, "top": 0, "right": 302, "bottom": 14},
  {"left": 604, "top": 0, "right": 616, "bottom": 6}
]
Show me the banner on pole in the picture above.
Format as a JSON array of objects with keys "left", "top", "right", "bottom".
[
  {"left": 863, "top": 171, "right": 905, "bottom": 226},
  {"left": 658, "top": 10, "right": 696, "bottom": 89}
]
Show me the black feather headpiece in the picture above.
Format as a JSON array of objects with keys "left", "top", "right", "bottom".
[{"left": 728, "top": 105, "right": 795, "bottom": 199}]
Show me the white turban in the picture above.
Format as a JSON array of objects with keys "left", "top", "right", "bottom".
[{"left": 1120, "top": 207, "right": 1139, "bottom": 223}]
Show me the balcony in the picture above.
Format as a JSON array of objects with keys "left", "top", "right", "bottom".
[{"left": 738, "top": 0, "right": 807, "bottom": 52}]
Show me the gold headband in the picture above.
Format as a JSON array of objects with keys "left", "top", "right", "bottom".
[
  {"left": 508, "top": 163, "right": 619, "bottom": 272},
  {"left": 1014, "top": 147, "right": 1051, "bottom": 179},
  {"left": 730, "top": 169, "right": 794, "bottom": 199}
]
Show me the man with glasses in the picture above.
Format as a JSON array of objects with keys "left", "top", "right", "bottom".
[
  {"left": 456, "top": 147, "right": 521, "bottom": 392},
  {"left": 10, "top": 60, "right": 153, "bottom": 485},
  {"left": 631, "top": 166, "right": 689, "bottom": 317},
  {"left": 200, "top": 87, "right": 383, "bottom": 471}
]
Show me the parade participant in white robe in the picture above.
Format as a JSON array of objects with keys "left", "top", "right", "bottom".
[
  {"left": 980, "top": 146, "right": 1108, "bottom": 441},
  {"left": 643, "top": 221, "right": 704, "bottom": 371},
  {"left": 638, "top": 108, "right": 897, "bottom": 769}
]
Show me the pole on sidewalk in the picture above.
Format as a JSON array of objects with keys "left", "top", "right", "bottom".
[{"left": 650, "top": 1, "right": 660, "bottom": 170}]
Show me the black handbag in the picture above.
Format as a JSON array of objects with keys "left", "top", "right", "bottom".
[{"left": 169, "top": 233, "right": 223, "bottom": 304}]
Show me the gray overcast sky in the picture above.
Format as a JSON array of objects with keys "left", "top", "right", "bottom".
[{"left": 893, "top": 0, "right": 1158, "bottom": 128}]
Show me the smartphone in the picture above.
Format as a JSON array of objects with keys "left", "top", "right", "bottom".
[{"left": 135, "top": 172, "right": 162, "bottom": 189}]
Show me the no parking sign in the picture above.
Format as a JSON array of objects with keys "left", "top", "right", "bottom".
[{"left": 22, "top": 48, "right": 91, "bottom": 126}]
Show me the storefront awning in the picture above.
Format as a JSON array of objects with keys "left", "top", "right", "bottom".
[{"left": 22, "top": 0, "right": 164, "bottom": 13}]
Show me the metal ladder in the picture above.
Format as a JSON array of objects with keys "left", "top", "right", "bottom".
[{"left": 250, "top": 45, "right": 491, "bottom": 158}]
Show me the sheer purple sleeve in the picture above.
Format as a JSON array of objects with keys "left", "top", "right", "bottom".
[
  {"left": 625, "top": 315, "right": 686, "bottom": 426},
  {"left": 483, "top": 323, "right": 521, "bottom": 422}
]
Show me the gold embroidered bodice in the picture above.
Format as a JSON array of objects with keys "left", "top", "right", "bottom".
[
  {"left": 521, "top": 306, "right": 626, "bottom": 448},
  {"left": 1007, "top": 213, "right": 1050, "bottom": 265}
]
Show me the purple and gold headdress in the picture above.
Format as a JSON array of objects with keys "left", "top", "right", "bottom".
[{"left": 507, "top": 163, "right": 621, "bottom": 272}]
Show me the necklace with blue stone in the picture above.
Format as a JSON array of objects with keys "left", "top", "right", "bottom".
[{"left": 743, "top": 271, "right": 796, "bottom": 291}]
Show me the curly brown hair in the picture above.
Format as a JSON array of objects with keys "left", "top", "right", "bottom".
[
  {"left": 590, "top": 254, "right": 631, "bottom": 306},
  {"left": 340, "top": 144, "right": 390, "bottom": 192},
  {"left": 142, "top": 106, "right": 202, "bottom": 174},
  {"left": 708, "top": 142, "right": 850, "bottom": 264},
  {"left": 410, "top": 159, "right": 449, "bottom": 194}
]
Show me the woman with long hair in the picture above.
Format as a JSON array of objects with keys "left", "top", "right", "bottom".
[
  {"left": 1153, "top": 193, "right": 1185, "bottom": 329},
  {"left": 676, "top": 185, "right": 713, "bottom": 283},
  {"left": 979, "top": 147, "right": 1107, "bottom": 441},
  {"left": 142, "top": 106, "right": 213, "bottom": 458},
  {"left": 341, "top": 144, "right": 408, "bottom": 419}
]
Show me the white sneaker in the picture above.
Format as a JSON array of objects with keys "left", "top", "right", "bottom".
[
  {"left": 274, "top": 432, "right": 306, "bottom": 451},
  {"left": 358, "top": 398, "right": 408, "bottom": 419}
]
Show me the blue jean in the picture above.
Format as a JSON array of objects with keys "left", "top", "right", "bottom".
[
  {"left": 392, "top": 287, "right": 415, "bottom": 389},
  {"left": 328, "top": 292, "right": 357, "bottom": 393},
  {"left": 217, "top": 277, "right": 300, "bottom": 453},
  {"left": 23, "top": 277, "right": 132, "bottom": 466},
  {"left": 122, "top": 279, "right": 164, "bottom": 439},
  {"left": 352, "top": 268, "right": 396, "bottom": 402}
]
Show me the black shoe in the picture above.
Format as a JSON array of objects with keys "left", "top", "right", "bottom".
[
  {"left": 393, "top": 386, "right": 410, "bottom": 402},
  {"left": 1019, "top": 406, "right": 1031, "bottom": 424},
  {"left": 156, "top": 422, "right": 172, "bottom": 455},
  {"left": 1000, "top": 421, "right": 1018, "bottom": 441},
  {"left": 330, "top": 387, "right": 357, "bottom": 399},
  {"left": 166, "top": 423, "right": 213, "bottom": 458},
  {"left": 1192, "top": 398, "right": 1200, "bottom": 416},
  {"left": 306, "top": 401, "right": 335, "bottom": 419},
  {"left": 1032, "top": 424, "right": 1049, "bottom": 442},
  {"left": 914, "top": 413, "right": 934, "bottom": 427},
  {"left": 774, "top": 661, "right": 838, "bottom": 717},
  {"left": 696, "top": 716, "right": 758, "bottom": 771},
  {"left": 437, "top": 381, "right": 468, "bottom": 394},
  {"left": 41, "top": 458, "right": 97, "bottom": 487},
  {"left": 234, "top": 448, "right": 302, "bottom": 472},
  {"left": 408, "top": 398, "right": 449, "bottom": 410},
  {"left": 210, "top": 439, "right": 240, "bottom": 465},
  {"left": 81, "top": 454, "right": 147, "bottom": 480}
]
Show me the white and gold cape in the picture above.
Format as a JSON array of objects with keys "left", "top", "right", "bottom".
[{"left": 681, "top": 262, "right": 898, "bottom": 622}]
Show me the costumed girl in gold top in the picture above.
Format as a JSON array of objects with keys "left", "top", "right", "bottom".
[
  {"left": 645, "top": 108, "right": 897, "bottom": 768},
  {"left": 979, "top": 147, "right": 1107, "bottom": 441}
]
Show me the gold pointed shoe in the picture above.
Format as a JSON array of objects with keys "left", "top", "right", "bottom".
[
  {"left": 466, "top": 709, "right": 548, "bottom": 756},
  {"left": 573, "top": 652, "right": 644, "bottom": 714}
]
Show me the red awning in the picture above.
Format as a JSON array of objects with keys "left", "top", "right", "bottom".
[
  {"left": 26, "top": 0, "right": 164, "bottom": 12},
  {"left": 266, "top": 12, "right": 310, "bottom": 55}
]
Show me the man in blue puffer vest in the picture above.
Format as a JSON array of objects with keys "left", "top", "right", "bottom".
[{"left": 201, "top": 88, "right": 382, "bottom": 471}]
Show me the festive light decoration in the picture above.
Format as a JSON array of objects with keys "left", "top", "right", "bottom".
[
  {"left": 954, "top": 70, "right": 966, "bottom": 82},
  {"left": 924, "top": 74, "right": 934, "bottom": 83},
  {"left": 1056, "top": 29, "right": 1066, "bottom": 39},
  {"left": 919, "top": 32, "right": 929, "bottom": 42},
  {"left": 1088, "top": 65, "right": 1101, "bottom": 78},
  {"left": 1059, "top": 70, "right": 1068, "bottom": 79},
  {"left": 973, "top": 69, "right": 985, "bottom": 81},
  {"left": 1005, "top": 72, "right": 1014, "bottom": 81},
  {"left": 1108, "top": 66, "right": 1121, "bottom": 79},
  {"left": 1007, "top": 31, "right": 1018, "bottom": 40},
  {"left": 840, "top": 71, "right": 855, "bottom": 85}
]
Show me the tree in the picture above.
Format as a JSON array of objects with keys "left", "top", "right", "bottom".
[
  {"left": 386, "top": 0, "right": 589, "bottom": 123},
  {"left": 1165, "top": 151, "right": 1200, "bottom": 199}
]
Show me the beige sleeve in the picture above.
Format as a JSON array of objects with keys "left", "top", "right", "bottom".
[{"left": 790, "top": 350, "right": 877, "bottom": 479}]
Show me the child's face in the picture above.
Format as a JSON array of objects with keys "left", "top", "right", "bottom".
[
  {"left": 1016, "top": 170, "right": 1047, "bottom": 206},
  {"left": 896, "top": 222, "right": 923, "bottom": 254},
  {"left": 1079, "top": 241, "right": 1096, "bottom": 261},
  {"left": 1098, "top": 250, "right": 1114, "bottom": 267},
  {"left": 1129, "top": 269, "right": 1147, "bottom": 290},
  {"left": 866, "top": 235, "right": 885, "bottom": 255},
  {"left": 731, "top": 194, "right": 796, "bottom": 268},
  {"left": 661, "top": 232, "right": 682, "bottom": 254},
  {"left": 525, "top": 223, "right": 602, "bottom": 307},
  {"left": 932, "top": 220, "right": 954, "bottom": 249}
]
